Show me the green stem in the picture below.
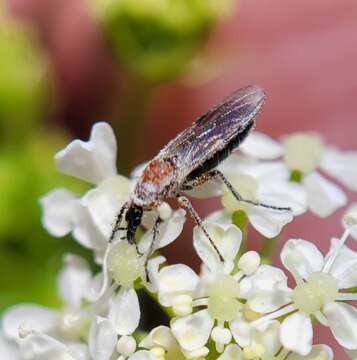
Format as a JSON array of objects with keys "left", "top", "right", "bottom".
[
  {"left": 231, "top": 210, "right": 248, "bottom": 256},
  {"left": 260, "top": 236, "right": 279, "bottom": 264}
]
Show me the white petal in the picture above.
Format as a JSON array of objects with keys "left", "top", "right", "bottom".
[
  {"left": 288, "top": 344, "right": 333, "bottom": 360},
  {"left": 171, "top": 309, "right": 214, "bottom": 351},
  {"left": 128, "top": 350, "right": 155, "bottom": 360},
  {"left": 229, "top": 313, "right": 251, "bottom": 348},
  {"left": 145, "top": 256, "right": 166, "bottom": 293},
  {"left": 58, "top": 254, "right": 92, "bottom": 308},
  {"left": 326, "top": 238, "right": 357, "bottom": 289},
  {"left": 249, "top": 206, "right": 292, "bottom": 238},
  {"left": 257, "top": 179, "right": 307, "bottom": 216},
  {"left": 280, "top": 312, "right": 313, "bottom": 356},
  {"left": 157, "top": 264, "right": 199, "bottom": 307},
  {"left": 184, "top": 179, "right": 223, "bottom": 199},
  {"left": 346, "top": 349, "right": 357, "bottom": 360},
  {"left": 88, "top": 316, "right": 116, "bottom": 360},
  {"left": 217, "top": 344, "right": 243, "bottom": 360},
  {"left": 321, "top": 147, "right": 357, "bottom": 192},
  {"left": 39, "top": 188, "right": 77, "bottom": 237},
  {"left": 0, "top": 333, "right": 21, "bottom": 360},
  {"left": 82, "top": 189, "right": 120, "bottom": 239},
  {"left": 72, "top": 201, "right": 108, "bottom": 251},
  {"left": 205, "top": 210, "right": 231, "bottom": 226},
  {"left": 139, "top": 326, "right": 176, "bottom": 350},
  {"left": 108, "top": 288, "right": 140, "bottom": 336},
  {"left": 240, "top": 132, "right": 283, "bottom": 159},
  {"left": 2, "top": 304, "right": 58, "bottom": 341},
  {"left": 55, "top": 122, "right": 117, "bottom": 184},
  {"left": 281, "top": 239, "right": 324, "bottom": 280},
  {"left": 219, "top": 156, "right": 289, "bottom": 182},
  {"left": 323, "top": 302, "right": 357, "bottom": 350},
  {"left": 138, "top": 209, "right": 186, "bottom": 254},
  {"left": 251, "top": 320, "right": 281, "bottom": 356},
  {"left": 239, "top": 265, "right": 291, "bottom": 313},
  {"left": 20, "top": 333, "right": 75, "bottom": 360},
  {"left": 303, "top": 172, "right": 347, "bottom": 217},
  {"left": 193, "top": 222, "right": 242, "bottom": 274}
]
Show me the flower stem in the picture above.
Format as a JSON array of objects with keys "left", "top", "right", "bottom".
[{"left": 260, "top": 235, "right": 279, "bottom": 264}]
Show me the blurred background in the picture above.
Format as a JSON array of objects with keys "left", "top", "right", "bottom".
[{"left": 1, "top": 0, "right": 357, "bottom": 357}]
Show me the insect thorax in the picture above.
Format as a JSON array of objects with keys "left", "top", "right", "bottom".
[{"left": 132, "top": 158, "right": 176, "bottom": 208}]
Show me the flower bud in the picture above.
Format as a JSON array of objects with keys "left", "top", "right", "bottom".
[{"left": 238, "top": 251, "right": 260, "bottom": 276}]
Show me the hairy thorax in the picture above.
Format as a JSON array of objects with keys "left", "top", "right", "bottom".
[{"left": 132, "top": 158, "right": 176, "bottom": 208}]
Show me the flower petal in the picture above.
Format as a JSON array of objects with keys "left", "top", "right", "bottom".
[
  {"left": 288, "top": 344, "right": 333, "bottom": 360},
  {"left": 323, "top": 302, "right": 357, "bottom": 350},
  {"left": 321, "top": 147, "right": 357, "bottom": 192},
  {"left": 138, "top": 209, "right": 186, "bottom": 254},
  {"left": 240, "top": 132, "right": 283, "bottom": 159},
  {"left": 72, "top": 202, "right": 108, "bottom": 251},
  {"left": 345, "top": 349, "right": 357, "bottom": 360},
  {"left": 280, "top": 312, "right": 313, "bottom": 356},
  {"left": 303, "top": 172, "right": 347, "bottom": 217},
  {"left": 128, "top": 350, "right": 155, "bottom": 360},
  {"left": 217, "top": 344, "right": 243, "bottom": 360},
  {"left": 251, "top": 320, "right": 281, "bottom": 356},
  {"left": 0, "top": 333, "right": 21, "bottom": 359},
  {"left": 108, "top": 288, "right": 140, "bottom": 336},
  {"left": 145, "top": 256, "right": 166, "bottom": 293},
  {"left": 139, "top": 326, "right": 176, "bottom": 350},
  {"left": 82, "top": 189, "right": 120, "bottom": 240},
  {"left": 157, "top": 264, "right": 199, "bottom": 307},
  {"left": 171, "top": 309, "right": 214, "bottom": 351},
  {"left": 248, "top": 206, "right": 293, "bottom": 239},
  {"left": 39, "top": 188, "right": 77, "bottom": 237},
  {"left": 88, "top": 316, "right": 116, "bottom": 360},
  {"left": 185, "top": 179, "right": 223, "bottom": 199},
  {"left": 239, "top": 265, "right": 291, "bottom": 313},
  {"left": 20, "top": 333, "right": 75, "bottom": 360},
  {"left": 257, "top": 179, "right": 307, "bottom": 216},
  {"left": 55, "top": 122, "right": 117, "bottom": 184},
  {"left": 2, "top": 304, "right": 58, "bottom": 341},
  {"left": 58, "top": 254, "right": 92, "bottom": 308},
  {"left": 193, "top": 222, "right": 242, "bottom": 274},
  {"left": 229, "top": 313, "right": 251, "bottom": 348},
  {"left": 326, "top": 238, "right": 357, "bottom": 289},
  {"left": 281, "top": 239, "right": 324, "bottom": 280}
]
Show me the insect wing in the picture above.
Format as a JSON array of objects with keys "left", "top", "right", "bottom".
[{"left": 158, "top": 85, "right": 265, "bottom": 177}]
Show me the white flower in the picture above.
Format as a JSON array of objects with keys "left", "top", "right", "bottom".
[
  {"left": 88, "top": 288, "right": 141, "bottom": 360},
  {"left": 163, "top": 221, "right": 272, "bottom": 355},
  {"left": 40, "top": 122, "right": 186, "bottom": 262},
  {"left": 247, "top": 230, "right": 357, "bottom": 355},
  {"left": 216, "top": 155, "right": 301, "bottom": 238},
  {"left": 139, "top": 326, "right": 186, "bottom": 359},
  {"left": 240, "top": 131, "right": 357, "bottom": 217},
  {"left": 0, "top": 254, "right": 103, "bottom": 360}
]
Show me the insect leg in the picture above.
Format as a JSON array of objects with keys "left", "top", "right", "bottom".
[
  {"left": 177, "top": 195, "right": 224, "bottom": 262},
  {"left": 110, "top": 201, "right": 130, "bottom": 242},
  {"left": 188, "top": 170, "right": 292, "bottom": 212},
  {"left": 144, "top": 217, "right": 162, "bottom": 281}
]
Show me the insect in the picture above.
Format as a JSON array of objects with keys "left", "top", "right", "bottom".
[{"left": 110, "top": 85, "right": 291, "bottom": 262}]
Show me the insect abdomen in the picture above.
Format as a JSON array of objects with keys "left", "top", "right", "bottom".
[{"left": 185, "top": 120, "right": 254, "bottom": 181}]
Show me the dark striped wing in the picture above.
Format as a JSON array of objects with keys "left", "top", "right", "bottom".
[{"left": 157, "top": 85, "right": 265, "bottom": 180}]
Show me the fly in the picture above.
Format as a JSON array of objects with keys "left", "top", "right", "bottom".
[{"left": 110, "top": 85, "right": 291, "bottom": 263}]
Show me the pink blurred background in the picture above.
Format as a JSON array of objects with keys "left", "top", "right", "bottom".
[{"left": 7, "top": 0, "right": 357, "bottom": 357}]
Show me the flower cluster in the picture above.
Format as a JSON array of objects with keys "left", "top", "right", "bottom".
[{"left": 1, "top": 123, "right": 357, "bottom": 360}]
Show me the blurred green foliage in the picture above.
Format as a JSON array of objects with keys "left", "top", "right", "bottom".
[
  {"left": 0, "top": 8, "right": 88, "bottom": 311},
  {"left": 93, "top": 0, "right": 233, "bottom": 82}
]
